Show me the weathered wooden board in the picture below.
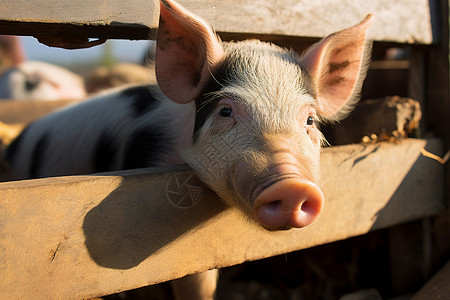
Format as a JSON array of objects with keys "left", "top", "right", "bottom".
[
  {"left": 0, "top": 138, "right": 444, "bottom": 299},
  {"left": 180, "top": 0, "right": 438, "bottom": 44},
  {"left": 0, "top": 0, "right": 439, "bottom": 44},
  {"left": 0, "top": 0, "right": 158, "bottom": 40}
]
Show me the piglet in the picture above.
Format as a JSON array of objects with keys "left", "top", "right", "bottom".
[{"left": 3, "top": 0, "right": 373, "bottom": 298}]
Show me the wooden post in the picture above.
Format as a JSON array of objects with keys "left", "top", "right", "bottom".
[
  {"left": 389, "top": 0, "right": 450, "bottom": 295},
  {"left": 425, "top": 0, "right": 450, "bottom": 278}
]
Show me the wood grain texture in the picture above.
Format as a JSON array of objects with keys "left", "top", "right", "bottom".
[
  {"left": 0, "top": 0, "right": 439, "bottom": 43},
  {"left": 0, "top": 0, "right": 158, "bottom": 39},
  {"left": 0, "top": 138, "right": 445, "bottom": 299},
  {"left": 179, "top": 0, "right": 438, "bottom": 44}
]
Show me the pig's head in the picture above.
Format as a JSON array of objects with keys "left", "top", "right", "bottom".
[{"left": 156, "top": 0, "right": 373, "bottom": 230}]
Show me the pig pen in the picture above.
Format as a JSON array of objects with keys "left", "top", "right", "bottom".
[{"left": 0, "top": 0, "right": 449, "bottom": 299}]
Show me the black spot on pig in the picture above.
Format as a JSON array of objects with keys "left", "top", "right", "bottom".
[
  {"left": 166, "top": 36, "right": 184, "bottom": 46},
  {"left": 24, "top": 75, "right": 40, "bottom": 91},
  {"left": 121, "top": 86, "right": 158, "bottom": 118},
  {"left": 93, "top": 131, "right": 118, "bottom": 173},
  {"left": 30, "top": 133, "right": 49, "bottom": 179},
  {"left": 329, "top": 61, "right": 350, "bottom": 73},
  {"left": 122, "top": 126, "right": 172, "bottom": 170},
  {"left": 193, "top": 61, "right": 229, "bottom": 140},
  {"left": 327, "top": 75, "right": 346, "bottom": 85},
  {"left": 161, "top": 0, "right": 172, "bottom": 9},
  {"left": 298, "top": 66, "right": 316, "bottom": 98},
  {"left": 333, "top": 47, "right": 345, "bottom": 55}
]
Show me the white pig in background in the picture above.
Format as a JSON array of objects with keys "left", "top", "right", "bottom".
[
  {"left": 0, "top": 35, "right": 86, "bottom": 101},
  {"left": 0, "top": 61, "right": 86, "bottom": 101},
  {"left": 2, "top": 0, "right": 373, "bottom": 298}
]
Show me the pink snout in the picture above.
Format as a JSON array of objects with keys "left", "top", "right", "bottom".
[{"left": 253, "top": 178, "right": 324, "bottom": 230}]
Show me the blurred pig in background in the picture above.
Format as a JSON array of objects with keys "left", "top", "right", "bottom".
[{"left": 0, "top": 36, "right": 87, "bottom": 101}]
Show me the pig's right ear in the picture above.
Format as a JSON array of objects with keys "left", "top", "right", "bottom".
[
  {"left": 155, "top": 0, "right": 224, "bottom": 104},
  {"left": 301, "top": 14, "right": 374, "bottom": 121}
]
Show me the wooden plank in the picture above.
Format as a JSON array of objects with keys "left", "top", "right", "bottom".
[
  {"left": 426, "top": 1, "right": 450, "bottom": 184},
  {"left": 424, "top": 0, "right": 450, "bottom": 275},
  {"left": 0, "top": 138, "right": 445, "bottom": 299},
  {"left": 411, "top": 260, "right": 450, "bottom": 300},
  {"left": 179, "top": 0, "right": 438, "bottom": 44},
  {"left": 0, "top": 0, "right": 158, "bottom": 40},
  {"left": 408, "top": 48, "right": 427, "bottom": 135},
  {"left": 0, "top": 0, "right": 439, "bottom": 44}
]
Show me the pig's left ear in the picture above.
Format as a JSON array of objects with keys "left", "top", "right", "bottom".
[
  {"left": 301, "top": 14, "right": 374, "bottom": 121},
  {"left": 155, "top": 0, "right": 224, "bottom": 104}
]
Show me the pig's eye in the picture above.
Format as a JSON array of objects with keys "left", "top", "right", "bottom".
[
  {"left": 306, "top": 116, "right": 315, "bottom": 126},
  {"left": 219, "top": 106, "right": 233, "bottom": 117}
]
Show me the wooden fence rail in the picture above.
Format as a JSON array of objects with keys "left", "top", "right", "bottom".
[
  {"left": 0, "top": 138, "right": 444, "bottom": 299},
  {"left": 0, "top": 0, "right": 440, "bottom": 44}
]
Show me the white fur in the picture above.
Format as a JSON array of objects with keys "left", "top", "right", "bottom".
[
  {"left": 213, "top": 40, "right": 318, "bottom": 133},
  {"left": 182, "top": 41, "right": 324, "bottom": 218}
]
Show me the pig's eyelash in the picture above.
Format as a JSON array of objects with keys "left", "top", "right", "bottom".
[
  {"left": 208, "top": 67, "right": 225, "bottom": 89},
  {"left": 196, "top": 67, "right": 228, "bottom": 112},
  {"left": 200, "top": 91, "right": 240, "bottom": 110},
  {"left": 197, "top": 92, "right": 223, "bottom": 112}
]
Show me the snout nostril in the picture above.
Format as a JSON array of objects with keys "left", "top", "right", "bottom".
[
  {"left": 267, "top": 200, "right": 282, "bottom": 210},
  {"left": 264, "top": 198, "right": 313, "bottom": 215},
  {"left": 263, "top": 198, "right": 317, "bottom": 217},
  {"left": 301, "top": 200, "right": 318, "bottom": 215}
]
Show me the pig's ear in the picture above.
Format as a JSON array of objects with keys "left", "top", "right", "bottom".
[
  {"left": 156, "top": 0, "right": 224, "bottom": 104},
  {"left": 301, "top": 14, "right": 374, "bottom": 121}
]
